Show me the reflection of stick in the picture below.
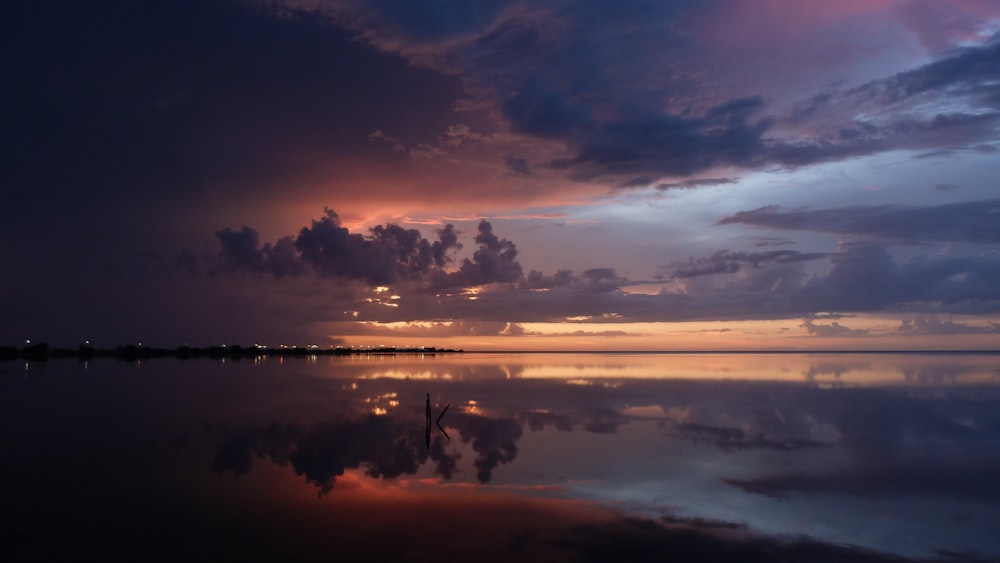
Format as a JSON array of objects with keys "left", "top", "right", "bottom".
[
  {"left": 425, "top": 393, "right": 432, "bottom": 450},
  {"left": 436, "top": 403, "right": 450, "bottom": 440}
]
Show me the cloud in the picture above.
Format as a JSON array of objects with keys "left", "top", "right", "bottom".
[
  {"left": 503, "top": 154, "right": 532, "bottom": 176},
  {"left": 796, "top": 242, "right": 1000, "bottom": 314},
  {"left": 560, "top": 515, "right": 927, "bottom": 563},
  {"left": 668, "top": 250, "right": 828, "bottom": 279},
  {"left": 671, "top": 422, "right": 830, "bottom": 452},
  {"left": 210, "top": 204, "right": 1000, "bottom": 332},
  {"left": 217, "top": 208, "right": 464, "bottom": 285},
  {"left": 800, "top": 319, "right": 868, "bottom": 338},
  {"left": 725, "top": 461, "right": 1000, "bottom": 501},
  {"left": 654, "top": 177, "right": 738, "bottom": 191},
  {"left": 239, "top": 0, "right": 1000, "bottom": 195},
  {"left": 210, "top": 416, "right": 467, "bottom": 493},
  {"left": 852, "top": 39, "right": 1000, "bottom": 107},
  {"left": 717, "top": 199, "right": 1000, "bottom": 244},
  {"left": 897, "top": 316, "right": 1000, "bottom": 335},
  {"left": 803, "top": 361, "right": 868, "bottom": 380},
  {"left": 435, "top": 220, "right": 524, "bottom": 288},
  {"left": 216, "top": 227, "right": 307, "bottom": 278},
  {"left": 546, "top": 96, "right": 775, "bottom": 181},
  {"left": 449, "top": 414, "right": 523, "bottom": 483}
]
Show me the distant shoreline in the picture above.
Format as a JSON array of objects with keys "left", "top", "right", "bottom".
[
  {"left": 461, "top": 349, "right": 1000, "bottom": 355},
  {"left": 3, "top": 344, "right": 997, "bottom": 362},
  {"left": 0, "top": 343, "right": 461, "bottom": 362}
]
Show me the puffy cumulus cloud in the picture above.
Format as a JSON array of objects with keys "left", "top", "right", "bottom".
[
  {"left": 216, "top": 208, "right": 463, "bottom": 285},
  {"left": 212, "top": 206, "right": 1000, "bottom": 332},
  {"left": 295, "top": 209, "right": 461, "bottom": 284},
  {"left": 217, "top": 227, "right": 307, "bottom": 278},
  {"left": 454, "top": 220, "right": 523, "bottom": 286},
  {"left": 717, "top": 199, "right": 1000, "bottom": 244},
  {"left": 217, "top": 210, "right": 535, "bottom": 291}
]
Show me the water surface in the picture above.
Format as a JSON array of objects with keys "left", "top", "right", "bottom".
[{"left": 3, "top": 353, "right": 999, "bottom": 561}]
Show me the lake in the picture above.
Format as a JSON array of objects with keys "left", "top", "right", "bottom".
[{"left": 3, "top": 352, "right": 999, "bottom": 561}]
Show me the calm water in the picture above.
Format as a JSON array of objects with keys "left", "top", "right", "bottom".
[{"left": 3, "top": 353, "right": 999, "bottom": 562}]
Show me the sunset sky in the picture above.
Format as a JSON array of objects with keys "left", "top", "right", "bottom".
[{"left": 5, "top": 0, "right": 1000, "bottom": 350}]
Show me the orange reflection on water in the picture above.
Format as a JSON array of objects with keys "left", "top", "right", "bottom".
[{"left": 303, "top": 352, "right": 1000, "bottom": 386}]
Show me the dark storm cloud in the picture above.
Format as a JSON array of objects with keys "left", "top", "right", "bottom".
[
  {"left": 717, "top": 200, "right": 1000, "bottom": 244},
  {"left": 427, "top": 220, "right": 525, "bottom": 289},
  {"left": 546, "top": 97, "right": 774, "bottom": 180},
  {"left": 669, "top": 250, "right": 828, "bottom": 279},
  {"left": 296, "top": 210, "right": 461, "bottom": 284},
  {"left": 215, "top": 214, "right": 525, "bottom": 290},
  {"left": 4, "top": 0, "right": 461, "bottom": 221},
  {"left": 278, "top": 1, "right": 1000, "bottom": 183},
  {"left": 216, "top": 209, "right": 463, "bottom": 285},
  {"left": 502, "top": 82, "right": 597, "bottom": 139},
  {"left": 853, "top": 40, "right": 1000, "bottom": 107},
  {"left": 216, "top": 227, "right": 306, "bottom": 278}
]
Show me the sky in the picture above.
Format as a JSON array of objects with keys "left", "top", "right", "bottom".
[{"left": 4, "top": 0, "right": 1000, "bottom": 350}]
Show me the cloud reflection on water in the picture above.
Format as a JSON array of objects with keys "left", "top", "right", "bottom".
[{"left": 3, "top": 353, "right": 1000, "bottom": 560}]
